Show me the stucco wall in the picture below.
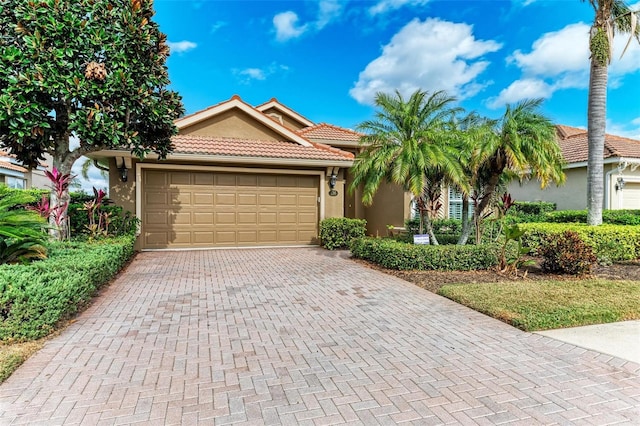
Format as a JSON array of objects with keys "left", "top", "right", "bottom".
[
  {"left": 259, "top": 106, "right": 307, "bottom": 132},
  {"left": 179, "top": 110, "right": 285, "bottom": 141},
  {"left": 324, "top": 169, "right": 345, "bottom": 219},
  {"left": 508, "top": 167, "right": 588, "bottom": 210},
  {"left": 364, "top": 181, "right": 411, "bottom": 237}
]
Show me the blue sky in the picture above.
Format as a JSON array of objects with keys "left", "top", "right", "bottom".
[{"left": 152, "top": 0, "right": 640, "bottom": 139}]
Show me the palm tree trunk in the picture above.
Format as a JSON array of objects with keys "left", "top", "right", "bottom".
[
  {"left": 458, "top": 195, "right": 472, "bottom": 245},
  {"left": 587, "top": 59, "right": 607, "bottom": 226},
  {"left": 422, "top": 213, "right": 439, "bottom": 246}
]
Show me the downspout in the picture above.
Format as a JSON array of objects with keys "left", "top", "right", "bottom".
[{"left": 604, "top": 168, "right": 615, "bottom": 210}]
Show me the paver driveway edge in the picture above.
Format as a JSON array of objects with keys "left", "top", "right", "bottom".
[{"left": 1, "top": 248, "right": 639, "bottom": 425}]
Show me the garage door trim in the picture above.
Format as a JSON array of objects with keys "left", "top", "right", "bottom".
[{"left": 135, "top": 163, "right": 326, "bottom": 240}]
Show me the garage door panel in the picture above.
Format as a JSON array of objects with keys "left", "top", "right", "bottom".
[
  {"left": 194, "top": 232, "right": 214, "bottom": 244},
  {"left": 215, "top": 231, "right": 237, "bottom": 244},
  {"left": 623, "top": 182, "right": 640, "bottom": 209},
  {"left": 237, "top": 193, "right": 257, "bottom": 206},
  {"left": 193, "top": 173, "right": 214, "bottom": 186},
  {"left": 145, "top": 192, "right": 168, "bottom": 205},
  {"left": 237, "top": 231, "right": 258, "bottom": 243},
  {"left": 216, "top": 174, "right": 236, "bottom": 186},
  {"left": 238, "top": 212, "right": 257, "bottom": 224},
  {"left": 278, "top": 194, "right": 297, "bottom": 205},
  {"left": 173, "top": 212, "right": 192, "bottom": 225},
  {"left": 216, "top": 212, "right": 236, "bottom": 224},
  {"left": 259, "top": 194, "right": 277, "bottom": 206},
  {"left": 142, "top": 170, "right": 318, "bottom": 248},
  {"left": 193, "top": 212, "right": 214, "bottom": 225},
  {"left": 193, "top": 193, "right": 214, "bottom": 205},
  {"left": 170, "top": 172, "right": 191, "bottom": 185}
]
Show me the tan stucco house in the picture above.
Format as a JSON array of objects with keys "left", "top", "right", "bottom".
[
  {"left": 93, "top": 95, "right": 412, "bottom": 249},
  {"left": 509, "top": 125, "right": 640, "bottom": 210},
  {"left": 0, "top": 150, "right": 50, "bottom": 190}
]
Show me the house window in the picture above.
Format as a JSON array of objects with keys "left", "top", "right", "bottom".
[
  {"left": 448, "top": 188, "right": 473, "bottom": 220},
  {"left": 6, "top": 176, "right": 26, "bottom": 189}
]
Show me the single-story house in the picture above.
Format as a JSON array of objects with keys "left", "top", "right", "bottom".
[
  {"left": 0, "top": 150, "right": 50, "bottom": 190},
  {"left": 509, "top": 125, "right": 640, "bottom": 210},
  {"left": 93, "top": 95, "right": 412, "bottom": 249}
]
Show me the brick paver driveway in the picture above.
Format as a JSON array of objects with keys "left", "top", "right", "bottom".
[{"left": 1, "top": 248, "right": 639, "bottom": 425}]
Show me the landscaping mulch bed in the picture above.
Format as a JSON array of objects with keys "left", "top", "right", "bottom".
[{"left": 353, "top": 257, "right": 640, "bottom": 293}]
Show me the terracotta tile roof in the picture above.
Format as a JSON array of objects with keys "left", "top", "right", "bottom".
[
  {"left": 0, "top": 161, "right": 27, "bottom": 173},
  {"left": 556, "top": 125, "right": 640, "bottom": 164},
  {"left": 171, "top": 135, "right": 354, "bottom": 161},
  {"left": 297, "top": 123, "right": 363, "bottom": 142}
]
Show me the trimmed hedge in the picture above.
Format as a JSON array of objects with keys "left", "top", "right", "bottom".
[
  {"left": 544, "top": 209, "right": 640, "bottom": 226},
  {"left": 520, "top": 223, "right": 640, "bottom": 263},
  {"left": 349, "top": 237, "right": 499, "bottom": 270},
  {"left": 320, "top": 218, "right": 367, "bottom": 250},
  {"left": 0, "top": 236, "right": 135, "bottom": 341}
]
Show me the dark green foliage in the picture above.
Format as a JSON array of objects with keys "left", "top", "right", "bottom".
[
  {"left": 544, "top": 210, "right": 640, "bottom": 225},
  {"left": 0, "top": 188, "right": 48, "bottom": 264},
  {"left": 538, "top": 231, "right": 597, "bottom": 275},
  {"left": 68, "top": 203, "right": 138, "bottom": 238},
  {"left": 506, "top": 201, "right": 556, "bottom": 223},
  {"left": 349, "top": 237, "right": 498, "bottom": 270},
  {"left": 320, "top": 218, "right": 367, "bottom": 250},
  {"left": 520, "top": 223, "right": 640, "bottom": 263},
  {"left": 405, "top": 218, "right": 462, "bottom": 236},
  {"left": 0, "top": 236, "right": 135, "bottom": 341}
]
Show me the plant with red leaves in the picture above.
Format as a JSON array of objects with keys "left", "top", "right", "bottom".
[{"left": 83, "top": 187, "right": 112, "bottom": 238}]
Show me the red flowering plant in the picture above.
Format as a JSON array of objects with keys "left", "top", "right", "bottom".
[{"left": 82, "top": 187, "right": 112, "bottom": 238}]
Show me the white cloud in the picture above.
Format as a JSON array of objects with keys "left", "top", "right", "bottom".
[
  {"left": 486, "top": 79, "right": 554, "bottom": 109},
  {"left": 273, "top": 1, "right": 344, "bottom": 42},
  {"left": 490, "top": 21, "right": 640, "bottom": 107},
  {"left": 210, "top": 21, "right": 226, "bottom": 34},
  {"left": 369, "top": 0, "right": 430, "bottom": 16},
  {"left": 233, "top": 63, "right": 290, "bottom": 84},
  {"left": 350, "top": 18, "right": 502, "bottom": 105},
  {"left": 273, "top": 11, "right": 309, "bottom": 41},
  {"left": 607, "top": 119, "right": 640, "bottom": 140},
  {"left": 167, "top": 40, "right": 197, "bottom": 54}
]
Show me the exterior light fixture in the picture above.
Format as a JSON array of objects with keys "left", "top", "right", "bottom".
[
  {"left": 615, "top": 177, "right": 625, "bottom": 191},
  {"left": 328, "top": 171, "right": 338, "bottom": 196},
  {"left": 117, "top": 157, "right": 129, "bottom": 182}
]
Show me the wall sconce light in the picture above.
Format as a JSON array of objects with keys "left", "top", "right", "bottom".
[
  {"left": 117, "top": 157, "right": 129, "bottom": 182},
  {"left": 328, "top": 171, "right": 338, "bottom": 197},
  {"left": 615, "top": 177, "right": 625, "bottom": 191}
]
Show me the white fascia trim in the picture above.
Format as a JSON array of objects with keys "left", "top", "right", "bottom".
[
  {"left": 255, "top": 100, "right": 315, "bottom": 127},
  {"left": 563, "top": 157, "right": 623, "bottom": 169},
  {"left": 0, "top": 167, "right": 26, "bottom": 178},
  {"left": 95, "top": 150, "right": 353, "bottom": 168},
  {"left": 175, "top": 98, "right": 313, "bottom": 147}
]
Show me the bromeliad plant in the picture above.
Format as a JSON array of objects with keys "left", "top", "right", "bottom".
[
  {"left": 44, "top": 167, "right": 75, "bottom": 240},
  {"left": 82, "top": 187, "right": 112, "bottom": 238}
]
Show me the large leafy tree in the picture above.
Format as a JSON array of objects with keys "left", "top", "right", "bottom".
[
  {"left": 0, "top": 0, "right": 183, "bottom": 233},
  {"left": 463, "top": 99, "right": 565, "bottom": 244},
  {"left": 584, "top": 0, "right": 639, "bottom": 225},
  {"left": 349, "top": 89, "right": 466, "bottom": 244}
]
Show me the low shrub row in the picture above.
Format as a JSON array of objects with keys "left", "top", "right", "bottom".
[
  {"left": 520, "top": 223, "right": 640, "bottom": 264},
  {"left": 319, "top": 218, "right": 367, "bottom": 250},
  {"left": 349, "top": 237, "right": 499, "bottom": 270},
  {"left": 543, "top": 209, "right": 640, "bottom": 225},
  {"left": 0, "top": 236, "right": 135, "bottom": 341}
]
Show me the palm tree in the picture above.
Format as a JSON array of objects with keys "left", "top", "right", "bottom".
[
  {"left": 466, "top": 99, "right": 565, "bottom": 244},
  {"left": 349, "top": 89, "right": 466, "bottom": 244},
  {"left": 584, "top": 0, "right": 639, "bottom": 225}
]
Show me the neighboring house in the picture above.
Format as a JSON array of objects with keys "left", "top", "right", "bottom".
[
  {"left": 0, "top": 150, "right": 50, "bottom": 190},
  {"left": 93, "top": 95, "right": 411, "bottom": 249},
  {"left": 509, "top": 125, "right": 640, "bottom": 211}
]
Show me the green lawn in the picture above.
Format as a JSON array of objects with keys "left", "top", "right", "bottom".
[{"left": 437, "top": 279, "right": 640, "bottom": 331}]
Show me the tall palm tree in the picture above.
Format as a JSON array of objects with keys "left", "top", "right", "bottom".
[
  {"left": 349, "top": 89, "right": 466, "bottom": 244},
  {"left": 585, "top": 0, "right": 639, "bottom": 225},
  {"left": 468, "top": 99, "right": 566, "bottom": 244}
]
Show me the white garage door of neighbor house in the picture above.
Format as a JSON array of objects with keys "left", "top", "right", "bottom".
[
  {"left": 622, "top": 182, "right": 640, "bottom": 209},
  {"left": 141, "top": 169, "right": 319, "bottom": 249}
]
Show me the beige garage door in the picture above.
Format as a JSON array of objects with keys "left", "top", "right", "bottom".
[
  {"left": 622, "top": 182, "right": 640, "bottom": 209},
  {"left": 142, "top": 170, "right": 319, "bottom": 249}
]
